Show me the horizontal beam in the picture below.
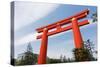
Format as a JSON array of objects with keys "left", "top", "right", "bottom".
[
  {"left": 37, "top": 20, "right": 89, "bottom": 39},
  {"left": 36, "top": 9, "right": 89, "bottom": 33}
]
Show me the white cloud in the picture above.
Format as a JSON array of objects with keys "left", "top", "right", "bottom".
[
  {"left": 14, "top": 2, "right": 59, "bottom": 30},
  {"left": 15, "top": 32, "right": 38, "bottom": 45},
  {"left": 15, "top": 29, "right": 72, "bottom": 45},
  {"left": 15, "top": 2, "right": 60, "bottom": 45},
  {"left": 15, "top": 18, "right": 97, "bottom": 45}
]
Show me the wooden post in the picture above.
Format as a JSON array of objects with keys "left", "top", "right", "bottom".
[
  {"left": 38, "top": 28, "right": 48, "bottom": 64},
  {"left": 72, "top": 18, "right": 83, "bottom": 48}
]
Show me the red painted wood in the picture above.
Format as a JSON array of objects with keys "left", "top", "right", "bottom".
[
  {"left": 36, "top": 9, "right": 89, "bottom": 33},
  {"left": 38, "top": 28, "right": 48, "bottom": 64},
  {"left": 37, "top": 20, "right": 89, "bottom": 39},
  {"left": 36, "top": 9, "right": 89, "bottom": 64},
  {"left": 72, "top": 18, "right": 83, "bottom": 48}
]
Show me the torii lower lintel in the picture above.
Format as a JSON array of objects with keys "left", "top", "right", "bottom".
[{"left": 37, "top": 20, "right": 89, "bottom": 39}]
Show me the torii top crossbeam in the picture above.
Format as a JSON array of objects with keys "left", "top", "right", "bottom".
[
  {"left": 36, "top": 9, "right": 89, "bottom": 39},
  {"left": 36, "top": 9, "right": 89, "bottom": 33}
]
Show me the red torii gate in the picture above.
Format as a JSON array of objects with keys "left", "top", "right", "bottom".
[{"left": 36, "top": 9, "right": 89, "bottom": 64}]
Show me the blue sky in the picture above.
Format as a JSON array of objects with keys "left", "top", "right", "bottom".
[{"left": 14, "top": 1, "right": 97, "bottom": 59}]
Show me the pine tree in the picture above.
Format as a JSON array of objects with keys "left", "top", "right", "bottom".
[
  {"left": 91, "top": 12, "right": 97, "bottom": 22},
  {"left": 73, "top": 40, "right": 95, "bottom": 62},
  {"left": 16, "top": 43, "right": 37, "bottom": 65}
]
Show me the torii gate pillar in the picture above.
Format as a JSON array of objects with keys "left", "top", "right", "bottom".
[
  {"left": 72, "top": 18, "right": 83, "bottom": 48},
  {"left": 38, "top": 28, "right": 48, "bottom": 64}
]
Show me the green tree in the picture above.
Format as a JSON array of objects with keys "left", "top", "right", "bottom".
[
  {"left": 47, "top": 58, "right": 61, "bottom": 63},
  {"left": 91, "top": 12, "right": 97, "bottom": 22},
  {"left": 16, "top": 43, "right": 37, "bottom": 65},
  {"left": 73, "top": 40, "right": 95, "bottom": 62},
  {"left": 84, "top": 39, "right": 97, "bottom": 61},
  {"left": 63, "top": 56, "right": 67, "bottom": 62},
  {"left": 60, "top": 55, "right": 63, "bottom": 62},
  {"left": 73, "top": 48, "right": 93, "bottom": 61}
]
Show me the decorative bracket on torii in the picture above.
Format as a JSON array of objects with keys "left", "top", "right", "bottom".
[{"left": 36, "top": 9, "right": 89, "bottom": 64}]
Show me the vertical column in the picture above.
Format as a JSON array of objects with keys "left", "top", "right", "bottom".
[
  {"left": 38, "top": 28, "right": 48, "bottom": 64},
  {"left": 71, "top": 18, "right": 83, "bottom": 48}
]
